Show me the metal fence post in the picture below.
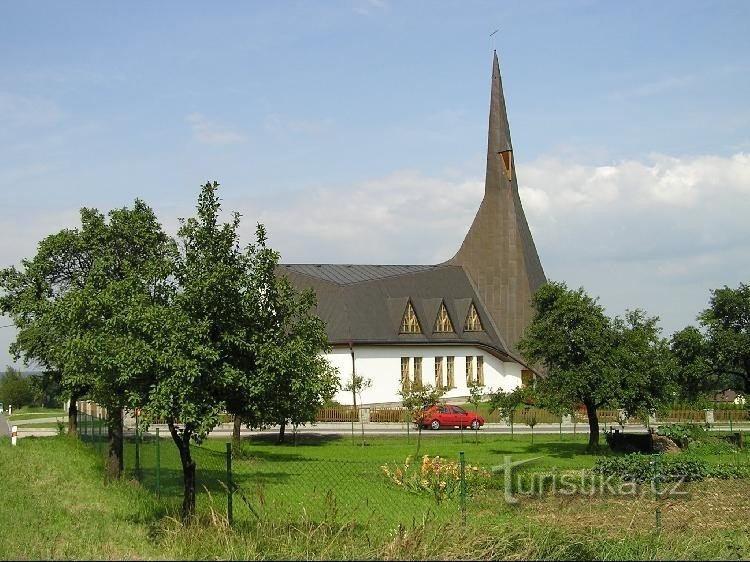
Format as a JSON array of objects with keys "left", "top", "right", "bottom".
[
  {"left": 155, "top": 427, "right": 161, "bottom": 498},
  {"left": 459, "top": 451, "right": 466, "bottom": 525},
  {"left": 135, "top": 410, "right": 142, "bottom": 481},
  {"left": 226, "top": 442, "right": 233, "bottom": 526}
]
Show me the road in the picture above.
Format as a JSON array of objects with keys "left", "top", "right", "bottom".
[{"left": 0, "top": 413, "right": 10, "bottom": 437}]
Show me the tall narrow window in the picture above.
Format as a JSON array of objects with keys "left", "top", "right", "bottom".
[
  {"left": 413, "top": 357, "right": 422, "bottom": 388},
  {"left": 465, "top": 356, "right": 474, "bottom": 385},
  {"left": 447, "top": 356, "right": 455, "bottom": 388},
  {"left": 400, "top": 301, "right": 422, "bottom": 334},
  {"left": 401, "top": 357, "right": 411, "bottom": 390},
  {"left": 499, "top": 150, "right": 513, "bottom": 181},
  {"left": 477, "top": 356, "right": 484, "bottom": 386},
  {"left": 464, "top": 303, "right": 484, "bottom": 332},
  {"left": 434, "top": 302, "right": 454, "bottom": 333},
  {"left": 434, "top": 357, "right": 444, "bottom": 389}
]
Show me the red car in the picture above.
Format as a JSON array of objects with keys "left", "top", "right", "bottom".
[{"left": 417, "top": 404, "right": 485, "bottom": 430}]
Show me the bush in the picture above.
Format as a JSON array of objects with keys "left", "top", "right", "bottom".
[
  {"left": 657, "top": 423, "right": 708, "bottom": 448},
  {"left": 593, "top": 453, "right": 750, "bottom": 483}
]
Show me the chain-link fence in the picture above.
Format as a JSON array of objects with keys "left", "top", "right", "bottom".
[{"left": 76, "top": 414, "right": 481, "bottom": 531}]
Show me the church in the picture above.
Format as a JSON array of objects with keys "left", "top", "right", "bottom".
[{"left": 280, "top": 52, "right": 546, "bottom": 405}]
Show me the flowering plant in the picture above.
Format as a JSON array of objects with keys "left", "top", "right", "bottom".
[{"left": 381, "top": 454, "right": 489, "bottom": 504}]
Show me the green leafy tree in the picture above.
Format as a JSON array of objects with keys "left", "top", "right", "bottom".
[
  {"left": 0, "top": 367, "right": 34, "bottom": 407},
  {"left": 343, "top": 373, "right": 373, "bottom": 445},
  {"left": 252, "top": 277, "right": 340, "bottom": 444},
  {"left": 0, "top": 218, "right": 101, "bottom": 435},
  {"left": 466, "top": 381, "right": 487, "bottom": 444},
  {"left": 488, "top": 387, "right": 526, "bottom": 439},
  {"left": 519, "top": 281, "right": 674, "bottom": 452},
  {"left": 399, "top": 384, "right": 446, "bottom": 456}
]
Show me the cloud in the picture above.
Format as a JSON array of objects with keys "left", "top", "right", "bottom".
[
  {"left": 610, "top": 74, "right": 695, "bottom": 100},
  {"left": 186, "top": 113, "right": 247, "bottom": 145},
  {"left": 353, "top": 0, "right": 389, "bottom": 16},
  {"left": 0, "top": 92, "right": 65, "bottom": 129}
]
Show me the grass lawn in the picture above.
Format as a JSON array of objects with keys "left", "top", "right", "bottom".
[
  {"left": 16, "top": 421, "right": 64, "bottom": 429},
  {"left": 8, "top": 407, "right": 66, "bottom": 421},
  {"left": 2, "top": 432, "right": 749, "bottom": 560}
]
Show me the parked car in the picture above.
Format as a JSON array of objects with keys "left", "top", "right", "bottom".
[{"left": 416, "top": 404, "right": 485, "bottom": 430}]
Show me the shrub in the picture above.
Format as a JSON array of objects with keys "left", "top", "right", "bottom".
[
  {"left": 657, "top": 423, "right": 708, "bottom": 448},
  {"left": 593, "top": 453, "right": 750, "bottom": 483}
]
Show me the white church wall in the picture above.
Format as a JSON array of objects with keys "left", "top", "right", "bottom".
[{"left": 325, "top": 345, "right": 523, "bottom": 406}]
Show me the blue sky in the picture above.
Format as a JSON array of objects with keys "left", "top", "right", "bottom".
[{"left": 2, "top": 1, "right": 749, "bottom": 368}]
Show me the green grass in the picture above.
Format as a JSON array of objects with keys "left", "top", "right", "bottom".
[
  {"left": 8, "top": 407, "right": 65, "bottom": 421},
  {"left": 2, "top": 433, "right": 749, "bottom": 560},
  {"left": 15, "top": 421, "right": 63, "bottom": 429}
]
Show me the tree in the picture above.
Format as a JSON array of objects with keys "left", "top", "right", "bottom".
[
  {"left": 466, "top": 381, "right": 487, "bottom": 444},
  {"left": 0, "top": 219, "right": 100, "bottom": 435},
  {"left": 399, "top": 384, "right": 446, "bottom": 456},
  {"left": 343, "top": 373, "right": 373, "bottom": 445},
  {"left": 488, "top": 387, "right": 525, "bottom": 439},
  {"left": 0, "top": 367, "right": 34, "bottom": 407},
  {"left": 144, "top": 181, "right": 249, "bottom": 519},
  {"left": 252, "top": 276, "right": 340, "bottom": 444},
  {"left": 519, "top": 281, "right": 674, "bottom": 452},
  {"left": 701, "top": 284, "right": 750, "bottom": 392},
  {"left": 671, "top": 284, "right": 750, "bottom": 400}
]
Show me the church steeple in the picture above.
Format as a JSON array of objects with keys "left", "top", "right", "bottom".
[{"left": 448, "top": 51, "right": 546, "bottom": 356}]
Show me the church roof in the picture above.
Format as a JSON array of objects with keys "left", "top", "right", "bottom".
[
  {"left": 279, "top": 263, "right": 516, "bottom": 361},
  {"left": 282, "top": 263, "right": 437, "bottom": 285}
]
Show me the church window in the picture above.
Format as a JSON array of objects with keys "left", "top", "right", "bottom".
[
  {"left": 447, "top": 356, "right": 455, "bottom": 388},
  {"left": 477, "top": 356, "right": 484, "bottom": 386},
  {"left": 435, "top": 357, "right": 444, "bottom": 388},
  {"left": 466, "top": 356, "right": 474, "bottom": 385},
  {"left": 499, "top": 150, "right": 513, "bottom": 181},
  {"left": 400, "top": 301, "right": 422, "bottom": 334},
  {"left": 434, "top": 302, "right": 454, "bottom": 333},
  {"left": 413, "top": 357, "right": 423, "bottom": 388},
  {"left": 401, "top": 357, "right": 411, "bottom": 390},
  {"left": 464, "top": 303, "right": 484, "bottom": 332}
]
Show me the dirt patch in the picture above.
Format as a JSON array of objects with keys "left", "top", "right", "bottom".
[{"left": 522, "top": 478, "right": 750, "bottom": 536}]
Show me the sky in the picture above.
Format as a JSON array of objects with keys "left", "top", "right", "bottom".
[{"left": 1, "top": 0, "right": 749, "bottom": 369}]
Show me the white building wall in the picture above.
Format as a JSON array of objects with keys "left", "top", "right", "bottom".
[{"left": 326, "top": 345, "right": 523, "bottom": 406}]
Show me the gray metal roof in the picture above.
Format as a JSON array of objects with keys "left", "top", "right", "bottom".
[
  {"left": 279, "top": 263, "right": 515, "bottom": 361},
  {"left": 280, "top": 264, "right": 437, "bottom": 285}
]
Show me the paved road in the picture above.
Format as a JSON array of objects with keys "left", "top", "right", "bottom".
[{"left": 0, "top": 414, "right": 10, "bottom": 437}]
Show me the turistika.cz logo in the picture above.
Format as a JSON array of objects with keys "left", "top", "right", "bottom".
[{"left": 491, "top": 455, "right": 689, "bottom": 504}]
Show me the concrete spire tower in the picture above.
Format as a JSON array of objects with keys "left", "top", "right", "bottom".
[{"left": 448, "top": 51, "right": 546, "bottom": 355}]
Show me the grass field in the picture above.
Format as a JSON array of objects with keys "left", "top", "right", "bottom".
[
  {"left": 8, "top": 407, "right": 65, "bottom": 421},
  {"left": 1, "top": 433, "right": 749, "bottom": 560}
]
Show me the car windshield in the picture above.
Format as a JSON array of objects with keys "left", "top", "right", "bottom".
[{"left": 452, "top": 406, "right": 467, "bottom": 414}]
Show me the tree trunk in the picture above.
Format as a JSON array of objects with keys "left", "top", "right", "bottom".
[
  {"left": 67, "top": 394, "right": 78, "bottom": 437},
  {"left": 106, "top": 407, "right": 124, "bottom": 479},
  {"left": 278, "top": 418, "right": 286, "bottom": 444},
  {"left": 232, "top": 414, "right": 241, "bottom": 451},
  {"left": 585, "top": 402, "right": 600, "bottom": 452},
  {"left": 168, "top": 420, "right": 196, "bottom": 521}
]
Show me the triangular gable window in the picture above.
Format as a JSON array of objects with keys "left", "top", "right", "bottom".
[
  {"left": 434, "top": 302, "right": 454, "bottom": 333},
  {"left": 400, "top": 301, "right": 422, "bottom": 334},
  {"left": 464, "top": 303, "right": 484, "bottom": 332}
]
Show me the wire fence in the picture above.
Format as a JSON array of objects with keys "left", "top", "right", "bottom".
[{"left": 75, "top": 412, "right": 484, "bottom": 531}]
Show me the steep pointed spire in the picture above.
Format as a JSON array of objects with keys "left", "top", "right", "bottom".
[{"left": 447, "top": 51, "right": 546, "bottom": 356}]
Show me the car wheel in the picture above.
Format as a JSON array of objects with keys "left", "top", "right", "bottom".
[
  {"left": 430, "top": 419, "right": 440, "bottom": 430},
  {"left": 470, "top": 419, "right": 480, "bottom": 430}
]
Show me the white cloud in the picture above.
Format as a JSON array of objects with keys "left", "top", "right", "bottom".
[{"left": 186, "top": 113, "right": 246, "bottom": 145}]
